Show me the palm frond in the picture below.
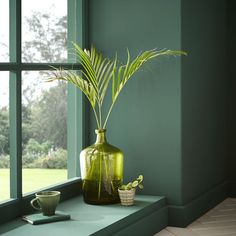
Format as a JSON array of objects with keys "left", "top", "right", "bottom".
[
  {"left": 99, "top": 61, "right": 114, "bottom": 105},
  {"left": 112, "top": 54, "right": 118, "bottom": 101},
  {"left": 73, "top": 44, "right": 114, "bottom": 106},
  {"left": 47, "top": 69, "right": 97, "bottom": 108},
  {"left": 73, "top": 43, "right": 99, "bottom": 93},
  {"left": 112, "top": 49, "right": 186, "bottom": 103},
  {"left": 48, "top": 44, "right": 186, "bottom": 129}
]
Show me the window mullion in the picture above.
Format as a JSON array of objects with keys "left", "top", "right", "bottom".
[
  {"left": 9, "top": 0, "right": 22, "bottom": 199},
  {"left": 67, "top": 0, "right": 88, "bottom": 178},
  {"left": 9, "top": 72, "right": 22, "bottom": 199}
]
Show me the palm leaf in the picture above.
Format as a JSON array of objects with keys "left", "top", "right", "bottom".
[
  {"left": 47, "top": 69, "right": 97, "bottom": 108},
  {"left": 99, "top": 61, "right": 114, "bottom": 104},
  {"left": 48, "top": 44, "right": 186, "bottom": 129},
  {"left": 73, "top": 43, "right": 98, "bottom": 93},
  {"left": 112, "top": 54, "right": 118, "bottom": 101},
  {"left": 112, "top": 49, "right": 186, "bottom": 103},
  {"left": 74, "top": 44, "right": 114, "bottom": 106}
]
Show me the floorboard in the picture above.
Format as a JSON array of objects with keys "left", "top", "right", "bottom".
[{"left": 154, "top": 198, "right": 236, "bottom": 236}]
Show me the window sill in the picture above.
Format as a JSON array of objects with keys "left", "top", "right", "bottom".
[
  {"left": 0, "top": 178, "right": 82, "bottom": 224},
  {"left": 0, "top": 195, "right": 167, "bottom": 236}
]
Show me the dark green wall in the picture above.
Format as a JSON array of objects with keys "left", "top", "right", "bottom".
[
  {"left": 181, "top": 0, "right": 228, "bottom": 203},
  {"left": 89, "top": 0, "right": 182, "bottom": 205},
  {"left": 88, "top": 0, "right": 229, "bottom": 207}
]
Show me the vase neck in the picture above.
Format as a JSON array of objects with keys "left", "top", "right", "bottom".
[{"left": 95, "top": 129, "right": 107, "bottom": 144}]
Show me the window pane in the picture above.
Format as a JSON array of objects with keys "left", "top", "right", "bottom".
[
  {"left": 0, "top": 1, "right": 9, "bottom": 62},
  {"left": 22, "top": 0, "right": 67, "bottom": 63},
  {"left": 0, "top": 72, "right": 10, "bottom": 202},
  {"left": 22, "top": 71, "right": 67, "bottom": 194}
]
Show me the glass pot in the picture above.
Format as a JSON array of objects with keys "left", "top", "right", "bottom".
[{"left": 80, "top": 129, "right": 124, "bottom": 204}]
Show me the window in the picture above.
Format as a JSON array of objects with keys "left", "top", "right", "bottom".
[
  {"left": 22, "top": 0, "right": 68, "bottom": 63},
  {"left": 0, "top": 0, "right": 87, "bottom": 222},
  {"left": 21, "top": 71, "right": 68, "bottom": 194}
]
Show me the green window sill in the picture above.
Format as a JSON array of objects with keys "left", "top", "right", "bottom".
[{"left": 0, "top": 195, "right": 167, "bottom": 236}]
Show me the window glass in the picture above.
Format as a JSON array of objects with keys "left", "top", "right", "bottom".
[
  {"left": 0, "top": 1, "right": 9, "bottom": 62},
  {"left": 22, "top": 71, "right": 67, "bottom": 194},
  {"left": 0, "top": 72, "right": 10, "bottom": 202},
  {"left": 22, "top": 0, "right": 67, "bottom": 63}
]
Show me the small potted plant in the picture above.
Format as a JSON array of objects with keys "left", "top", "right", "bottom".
[{"left": 118, "top": 175, "right": 144, "bottom": 206}]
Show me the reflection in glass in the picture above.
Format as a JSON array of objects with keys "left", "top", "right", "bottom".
[
  {"left": 0, "top": 1, "right": 9, "bottom": 62},
  {"left": 0, "top": 72, "right": 10, "bottom": 202},
  {"left": 22, "top": 71, "right": 67, "bottom": 194},
  {"left": 22, "top": 0, "right": 67, "bottom": 63}
]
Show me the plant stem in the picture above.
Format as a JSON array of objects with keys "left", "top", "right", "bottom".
[
  {"left": 98, "top": 103, "right": 102, "bottom": 129},
  {"left": 92, "top": 107, "right": 100, "bottom": 129},
  {"left": 103, "top": 102, "right": 116, "bottom": 129}
]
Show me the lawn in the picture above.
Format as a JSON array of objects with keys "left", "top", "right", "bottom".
[{"left": 0, "top": 168, "right": 67, "bottom": 202}]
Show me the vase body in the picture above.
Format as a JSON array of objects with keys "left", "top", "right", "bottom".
[{"left": 80, "top": 129, "right": 124, "bottom": 204}]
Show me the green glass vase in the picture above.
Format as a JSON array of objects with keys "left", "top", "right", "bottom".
[{"left": 80, "top": 129, "right": 124, "bottom": 205}]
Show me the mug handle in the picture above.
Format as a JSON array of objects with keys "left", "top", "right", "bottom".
[{"left": 30, "top": 198, "right": 41, "bottom": 211}]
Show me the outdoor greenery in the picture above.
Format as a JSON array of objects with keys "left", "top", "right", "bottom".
[
  {"left": 0, "top": 169, "right": 67, "bottom": 200},
  {"left": 0, "top": 11, "right": 68, "bottom": 169}
]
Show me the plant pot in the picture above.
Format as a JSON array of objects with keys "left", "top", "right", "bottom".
[
  {"left": 80, "top": 129, "right": 124, "bottom": 205},
  {"left": 118, "top": 188, "right": 136, "bottom": 206}
]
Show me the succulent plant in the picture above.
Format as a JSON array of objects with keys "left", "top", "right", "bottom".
[{"left": 119, "top": 175, "right": 144, "bottom": 191}]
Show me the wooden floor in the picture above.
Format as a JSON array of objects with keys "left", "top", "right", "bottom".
[{"left": 155, "top": 198, "right": 236, "bottom": 236}]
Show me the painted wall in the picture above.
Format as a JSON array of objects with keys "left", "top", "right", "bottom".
[
  {"left": 88, "top": 0, "right": 229, "bottom": 206},
  {"left": 89, "top": 0, "right": 182, "bottom": 205},
  {"left": 181, "top": 0, "right": 228, "bottom": 203}
]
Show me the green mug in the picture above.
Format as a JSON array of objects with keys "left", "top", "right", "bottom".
[{"left": 30, "top": 191, "right": 61, "bottom": 216}]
